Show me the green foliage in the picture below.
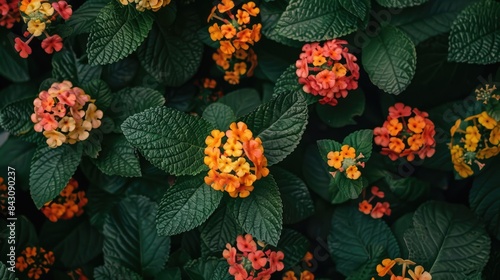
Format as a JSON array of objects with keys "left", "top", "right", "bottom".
[
  {"left": 274, "top": 64, "right": 319, "bottom": 105},
  {"left": 0, "top": 31, "right": 29, "bottom": 82},
  {"left": 52, "top": 49, "right": 102, "bottom": 85},
  {"left": 65, "top": 0, "right": 109, "bottom": 35},
  {"left": 375, "top": 0, "right": 428, "bottom": 8},
  {"left": 200, "top": 204, "right": 243, "bottom": 255},
  {"left": 276, "top": 228, "right": 310, "bottom": 269},
  {"left": 316, "top": 89, "right": 365, "bottom": 128},
  {"left": 218, "top": 88, "right": 262, "bottom": 117},
  {"left": 94, "top": 263, "right": 143, "bottom": 280},
  {"left": 202, "top": 103, "right": 236, "bottom": 131},
  {"left": 0, "top": 261, "right": 16, "bottom": 280},
  {"left": 94, "top": 134, "right": 142, "bottom": 177},
  {"left": 184, "top": 257, "right": 231, "bottom": 280},
  {"left": 260, "top": 0, "right": 304, "bottom": 48}
]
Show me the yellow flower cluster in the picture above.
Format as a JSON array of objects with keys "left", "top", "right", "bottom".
[
  {"left": 119, "top": 0, "right": 171, "bottom": 12},
  {"left": 19, "top": 0, "right": 55, "bottom": 36},
  {"left": 449, "top": 111, "right": 500, "bottom": 178},
  {"left": 326, "top": 145, "right": 365, "bottom": 180},
  {"left": 204, "top": 122, "right": 269, "bottom": 198},
  {"left": 208, "top": 0, "right": 261, "bottom": 84}
]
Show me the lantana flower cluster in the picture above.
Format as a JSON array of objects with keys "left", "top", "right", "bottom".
[
  {"left": 374, "top": 103, "right": 436, "bottom": 161},
  {"left": 223, "top": 233, "right": 284, "bottom": 280},
  {"left": 295, "top": 39, "right": 360, "bottom": 106},
  {"left": 208, "top": 0, "right": 261, "bottom": 84},
  {"left": 14, "top": 0, "right": 72, "bottom": 58},
  {"left": 326, "top": 144, "right": 365, "bottom": 180},
  {"left": 41, "top": 178, "right": 88, "bottom": 222},
  {"left": 0, "top": 0, "right": 20, "bottom": 28},
  {"left": 375, "top": 258, "right": 431, "bottom": 280},
  {"left": 119, "top": 0, "right": 170, "bottom": 12},
  {"left": 204, "top": 121, "right": 269, "bottom": 198},
  {"left": 358, "top": 186, "right": 391, "bottom": 219},
  {"left": 15, "top": 246, "right": 55, "bottom": 280},
  {"left": 31, "top": 80, "right": 103, "bottom": 148}
]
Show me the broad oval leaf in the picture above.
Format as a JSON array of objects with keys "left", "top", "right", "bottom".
[
  {"left": 375, "top": 0, "right": 428, "bottom": 8},
  {"left": 339, "top": 0, "right": 370, "bottom": 22},
  {"left": 65, "top": 0, "right": 109, "bottom": 35},
  {"left": 218, "top": 88, "right": 262, "bottom": 117},
  {"left": 156, "top": 174, "right": 223, "bottom": 236},
  {"left": 316, "top": 88, "right": 365, "bottom": 128},
  {"left": 121, "top": 106, "right": 214, "bottom": 176},
  {"left": 404, "top": 201, "right": 490, "bottom": 279},
  {"left": 94, "top": 134, "right": 142, "bottom": 177},
  {"left": 52, "top": 49, "right": 102, "bottom": 85},
  {"left": 448, "top": 1, "right": 500, "bottom": 64},
  {"left": 242, "top": 91, "right": 308, "bottom": 166},
  {"left": 362, "top": 26, "right": 417, "bottom": 95},
  {"left": 200, "top": 205, "right": 243, "bottom": 254},
  {"left": 202, "top": 103, "right": 236, "bottom": 131},
  {"left": 260, "top": 1, "right": 304, "bottom": 48},
  {"left": 276, "top": 228, "right": 310, "bottom": 269}
]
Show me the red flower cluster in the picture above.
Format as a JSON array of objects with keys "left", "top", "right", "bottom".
[
  {"left": 374, "top": 103, "right": 436, "bottom": 161},
  {"left": 41, "top": 178, "right": 88, "bottom": 222},
  {"left": 223, "top": 234, "right": 285, "bottom": 280},
  {"left": 0, "top": 0, "right": 20, "bottom": 28},
  {"left": 16, "top": 247, "right": 55, "bottom": 279},
  {"left": 358, "top": 186, "right": 392, "bottom": 219},
  {"left": 295, "top": 39, "right": 360, "bottom": 106}
]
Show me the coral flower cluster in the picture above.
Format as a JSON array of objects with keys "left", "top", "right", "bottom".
[
  {"left": 119, "top": 0, "right": 170, "bottom": 12},
  {"left": 0, "top": 0, "right": 20, "bottom": 28},
  {"left": 358, "top": 186, "right": 392, "bottom": 219},
  {"left": 16, "top": 247, "right": 55, "bottom": 279},
  {"left": 204, "top": 122, "right": 269, "bottom": 198},
  {"left": 41, "top": 178, "right": 88, "bottom": 222},
  {"left": 295, "top": 39, "right": 360, "bottom": 106},
  {"left": 223, "top": 234, "right": 284, "bottom": 280},
  {"left": 375, "top": 258, "right": 431, "bottom": 280},
  {"left": 208, "top": 0, "right": 261, "bottom": 84},
  {"left": 14, "top": 0, "right": 72, "bottom": 58},
  {"left": 374, "top": 103, "right": 436, "bottom": 161},
  {"left": 449, "top": 111, "right": 500, "bottom": 178},
  {"left": 31, "top": 80, "right": 103, "bottom": 148},
  {"left": 326, "top": 144, "right": 365, "bottom": 180}
]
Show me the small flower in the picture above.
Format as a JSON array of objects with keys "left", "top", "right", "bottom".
[
  {"left": 16, "top": 247, "right": 55, "bottom": 279},
  {"left": 478, "top": 111, "right": 497, "bottom": 130},
  {"left": 358, "top": 200, "right": 373, "bottom": 214},
  {"left": 408, "top": 265, "right": 432, "bottom": 280},
  {"left": 345, "top": 165, "right": 361, "bottom": 180},
  {"left": 377, "top": 258, "right": 396, "bottom": 277},
  {"left": 371, "top": 202, "right": 391, "bottom": 219},
  {"left": 209, "top": 23, "right": 223, "bottom": 41},
  {"left": 242, "top": 1, "right": 259, "bottom": 16},
  {"left": 14, "top": 37, "right": 32, "bottom": 58},
  {"left": 43, "top": 130, "right": 66, "bottom": 148},
  {"left": 371, "top": 186, "right": 384, "bottom": 198},
  {"left": 388, "top": 103, "right": 412, "bottom": 118},
  {"left": 51, "top": 1, "right": 72, "bottom": 20},
  {"left": 217, "top": 0, "right": 234, "bottom": 13},
  {"left": 41, "top": 34, "right": 63, "bottom": 54},
  {"left": 27, "top": 19, "right": 45, "bottom": 36}
]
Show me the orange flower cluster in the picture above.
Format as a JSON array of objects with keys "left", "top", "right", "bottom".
[
  {"left": 41, "top": 178, "right": 88, "bottom": 222},
  {"left": 358, "top": 186, "right": 391, "bottom": 219},
  {"left": 326, "top": 144, "right": 365, "bottom": 180},
  {"left": 16, "top": 247, "right": 55, "bottom": 279},
  {"left": 0, "top": 177, "right": 7, "bottom": 216},
  {"left": 375, "top": 258, "right": 431, "bottom": 280},
  {"left": 204, "top": 122, "right": 269, "bottom": 198},
  {"left": 208, "top": 0, "right": 261, "bottom": 84},
  {"left": 374, "top": 103, "right": 436, "bottom": 161},
  {"left": 119, "top": 0, "right": 170, "bottom": 12},
  {"left": 223, "top": 233, "right": 285, "bottom": 280},
  {"left": 31, "top": 80, "right": 103, "bottom": 148},
  {"left": 0, "top": 0, "right": 20, "bottom": 28},
  {"left": 14, "top": 0, "right": 71, "bottom": 58},
  {"left": 295, "top": 39, "right": 360, "bottom": 106},
  {"left": 449, "top": 111, "right": 500, "bottom": 178}
]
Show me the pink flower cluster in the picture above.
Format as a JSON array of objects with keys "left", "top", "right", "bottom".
[
  {"left": 295, "top": 39, "right": 360, "bottom": 106},
  {"left": 223, "top": 234, "right": 284, "bottom": 280},
  {"left": 31, "top": 80, "right": 103, "bottom": 148},
  {"left": 0, "top": 0, "right": 20, "bottom": 29},
  {"left": 358, "top": 186, "right": 392, "bottom": 219}
]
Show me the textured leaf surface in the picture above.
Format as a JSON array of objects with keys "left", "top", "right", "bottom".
[
  {"left": 448, "top": 1, "right": 500, "bottom": 64},
  {"left": 230, "top": 175, "right": 283, "bottom": 246},
  {"left": 0, "top": 261, "right": 16, "bottom": 280},
  {"left": 242, "top": 92, "right": 308, "bottom": 166},
  {"left": 375, "top": 0, "right": 428, "bottom": 8},
  {"left": 66, "top": 0, "right": 109, "bottom": 35},
  {"left": 200, "top": 205, "right": 243, "bottom": 254},
  {"left": 81, "top": 79, "right": 113, "bottom": 112},
  {"left": 218, "top": 88, "right": 261, "bottom": 117},
  {"left": 137, "top": 9, "right": 202, "bottom": 86},
  {"left": 30, "top": 145, "right": 82, "bottom": 208},
  {"left": 87, "top": 2, "right": 153, "bottom": 65},
  {"left": 202, "top": 103, "right": 236, "bottom": 131},
  {"left": 103, "top": 196, "right": 170, "bottom": 277},
  {"left": 362, "top": 26, "right": 416, "bottom": 95},
  {"left": 328, "top": 205, "right": 400, "bottom": 276},
  {"left": 274, "top": 64, "right": 319, "bottom": 105},
  {"left": 184, "top": 257, "right": 231, "bottom": 280},
  {"left": 316, "top": 88, "right": 365, "bottom": 128},
  {"left": 404, "top": 201, "right": 490, "bottom": 279},
  {"left": 277, "top": 229, "right": 310, "bottom": 269},
  {"left": 95, "top": 134, "right": 141, "bottom": 177},
  {"left": 343, "top": 129, "right": 373, "bottom": 160},
  {"left": 0, "top": 32, "right": 29, "bottom": 82},
  {"left": 260, "top": 1, "right": 304, "bottom": 47},
  {"left": 0, "top": 98, "right": 37, "bottom": 137},
  {"left": 339, "top": 0, "right": 370, "bottom": 21},
  {"left": 95, "top": 263, "right": 143, "bottom": 280},
  {"left": 122, "top": 106, "right": 214, "bottom": 175},
  {"left": 275, "top": 0, "right": 358, "bottom": 41},
  {"left": 52, "top": 49, "right": 102, "bottom": 84},
  {"left": 156, "top": 174, "right": 223, "bottom": 236}
]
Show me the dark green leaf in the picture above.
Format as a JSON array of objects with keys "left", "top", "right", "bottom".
[
  {"left": 0, "top": 261, "right": 16, "bottom": 280},
  {"left": 154, "top": 267, "right": 182, "bottom": 280},
  {"left": 94, "top": 134, "right": 141, "bottom": 177},
  {"left": 0, "top": 136, "right": 36, "bottom": 191},
  {"left": 274, "top": 64, "right": 319, "bottom": 105},
  {"left": 276, "top": 228, "right": 309, "bottom": 269},
  {"left": 94, "top": 263, "right": 143, "bottom": 280},
  {"left": 15, "top": 216, "right": 39, "bottom": 255},
  {"left": 65, "top": 0, "right": 110, "bottom": 35},
  {"left": 375, "top": 0, "right": 428, "bottom": 8},
  {"left": 200, "top": 205, "right": 243, "bottom": 254},
  {"left": 316, "top": 88, "right": 365, "bottom": 128},
  {"left": 81, "top": 80, "right": 113, "bottom": 111},
  {"left": 0, "top": 98, "right": 37, "bottom": 137},
  {"left": 103, "top": 57, "right": 140, "bottom": 89},
  {"left": 260, "top": 1, "right": 304, "bottom": 48},
  {"left": 202, "top": 103, "right": 236, "bottom": 131},
  {"left": 343, "top": 129, "right": 373, "bottom": 160},
  {"left": 52, "top": 49, "right": 102, "bottom": 85},
  {"left": 184, "top": 257, "right": 231, "bottom": 280},
  {"left": 0, "top": 32, "right": 29, "bottom": 82},
  {"left": 218, "top": 88, "right": 261, "bottom": 117},
  {"left": 339, "top": 0, "right": 370, "bottom": 21},
  {"left": 390, "top": 212, "right": 414, "bottom": 259}
]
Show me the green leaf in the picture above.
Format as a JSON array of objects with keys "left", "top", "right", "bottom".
[
  {"left": 448, "top": 1, "right": 500, "bottom": 64},
  {"left": 362, "top": 25, "right": 417, "bottom": 95},
  {"left": 103, "top": 57, "right": 140, "bottom": 90},
  {"left": 242, "top": 91, "right": 308, "bottom": 166},
  {"left": 0, "top": 136, "right": 36, "bottom": 191},
  {"left": 276, "top": 229, "right": 309, "bottom": 269},
  {"left": 184, "top": 257, "right": 231, "bottom": 280},
  {"left": 29, "top": 145, "right": 82, "bottom": 209},
  {"left": 202, "top": 103, "right": 236, "bottom": 131},
  {"left": 65, "top": 0, "right": 109, "bottom": 35},
  {"left": 260, "top": 1, "right": 304, "bottom": 48},
  {"left": 218, "top": 88, "right": 262, "bottom": 117},
  {"left": 122, "top": 106, "right": 214, "bottom": 175},
  {"left": 328, "top": 205, "right": 400, "bottom": 276},
  {"left": 274, "top": 64, "right": 319, "bottom": 105},
  {"left": 375, "top": 0, "right": 428, "bottom": 8},
  {"left": 343, "top": 129, "right": 373, "bottom": 160},
  {"left": 0, "top": 98, "right": 37, "bottom": 138},
  {"left": 0, "top": 83, "right": 37, "bottom": 109},
  {"left": 103, "top": 195, "right": 170, "bottom": 277},
  {"left": 271, "top": 166, "right": 314, "bottom": 224},
  {"left": 156, "top": 174, "right": 223, "bottom": 236},
  {"left": 137, "top": 8, "right": 202, "bottom": 86},
  {"left": 275, "top": 0, "right": 358, "bottom": 42},
  {"left": 230, "top": 175, "right": 283, "bottom": 246},
  {"left": 0, "top": 261, "right": 16, "bottom": 280},
  {"left": 94, "top": 134, "right": 141, "bottom": 177},
  {"left": 87, "top": 2, "right": 153, "bottom": 65},
  {"left": 0, "top": 31, "right": 29, "bottom": 82},
  {"left": 316, "top": 88, "right": 365, "bottom": 128},
  {"left": 470, "top": 159, "right": 500, "bottom": 240},
  {"left": 15, "top": 216, "right": 39, "bottom": 255},
  {"left": 404, "top": 201, "right": 490, "bottom": 278},
  {"left": 94, "top": 263, "right": 143, "bottom": 280},
  {"left": 81, "top": 79, "right": 113, "bottom": 112},
  {"left": 154, "top": 267, "right": 182, "bottom": 280},
  {"left": 385, "top": 175, "right": 430, "bottom": 202},
  {"left": 52, "top": 49, "right": 102, "bottom": 85},
  {"left": 339, "top": 0, "right": 370, "bottom": 21},
  {"left": 200, "top": 205, "right": 243, "bottom": 254},
  {"left": 390, "top": 212, "right": 414, "bottom": 259}
]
